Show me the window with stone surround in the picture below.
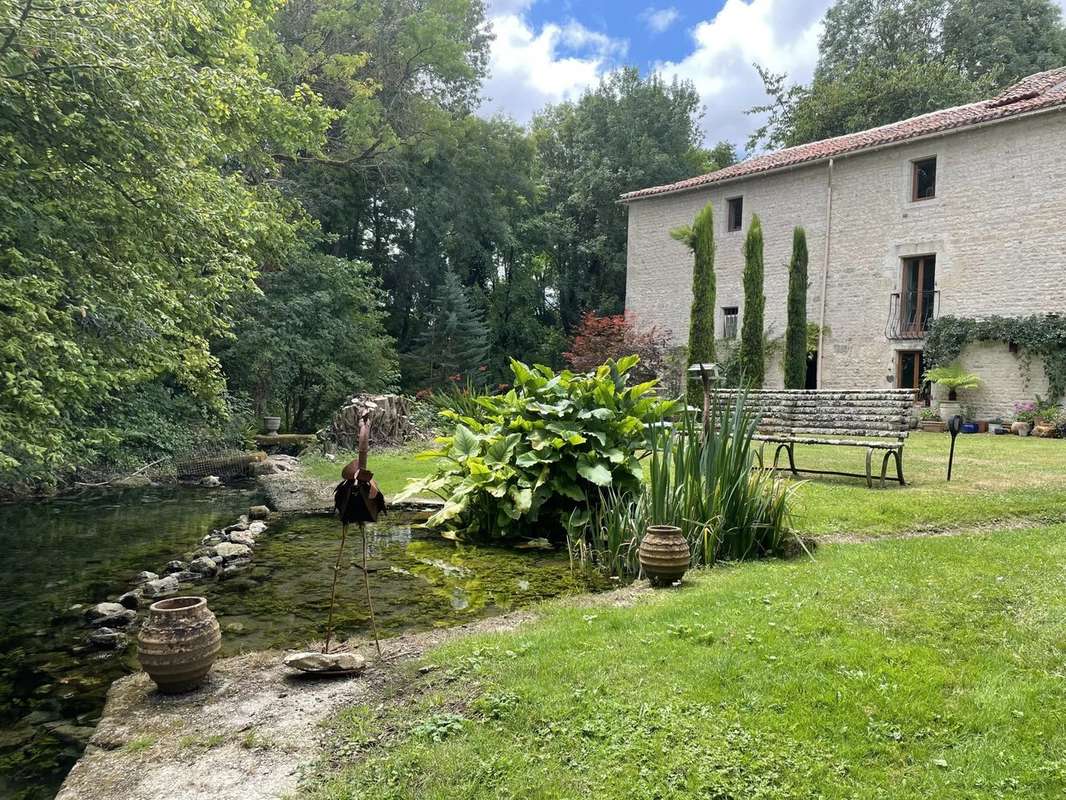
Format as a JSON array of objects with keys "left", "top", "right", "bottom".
[
  {"left": 727, "top": 197, "right": 743, "bottom": 231},
  {"left": 722, "top": 306, "right": 739, "bottom": 339},
  {"left": 911, "top": 157, "right": 937, "bottom": 201}
]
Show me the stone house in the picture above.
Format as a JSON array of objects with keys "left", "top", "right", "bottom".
[{"left": 622, "top": 68, "right": 1066, "bottom": 420}]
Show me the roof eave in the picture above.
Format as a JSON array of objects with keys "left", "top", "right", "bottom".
[{"left": 619, "top": 102, "right": 1066, "bottom": 205}]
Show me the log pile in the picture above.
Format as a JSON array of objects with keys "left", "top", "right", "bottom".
[{"left": 329, "top": 394, "right": 414, "bottom": 448}]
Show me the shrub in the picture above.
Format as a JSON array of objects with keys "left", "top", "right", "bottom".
[
  {"left": 397, "top": 357, "right": 676, "bottom": 541},
  {"left": 563, "top": 312, "right": 671, "bottom": 384}
]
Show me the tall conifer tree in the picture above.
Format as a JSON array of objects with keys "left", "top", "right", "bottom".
[
  {"left": 672, "top": 202, "right": 716, "bottom": 406},
  {"left": 740, "top": 215, "right": 766, "bottom": 387},
  {"left": 784, "top": 227, "right": 809, "bottom": 389}
]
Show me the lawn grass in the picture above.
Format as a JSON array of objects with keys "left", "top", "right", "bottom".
[
  {"left": 301, "top": 527, "right": 1066, "bottom": 799},
  {"left": 302, "top": 445, "right": 435, "bottom": 499},
  {"left": 303, "top": 433, "right": 1066, "bottom": 538}
]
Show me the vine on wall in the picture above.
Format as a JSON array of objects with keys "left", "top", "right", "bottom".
[{"left": 924, "top": 314, "right": 1066, "bottom": 402}]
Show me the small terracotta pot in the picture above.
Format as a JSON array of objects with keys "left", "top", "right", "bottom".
[
  {"left": 138, "top": 596, "right": 221, "bottom": 693},
  {"left": 638, "top": 525, "right": 690, "bottom": 587}
]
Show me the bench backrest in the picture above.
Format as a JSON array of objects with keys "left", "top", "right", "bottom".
[{"left": 707, "top": 389, "right": 916, "bottom": 441}]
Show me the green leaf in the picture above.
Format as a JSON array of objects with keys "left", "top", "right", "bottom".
[
  {"left": 452, "top": 424, "right": 480, "bottom": 458},
  {"left": 577, "top": 458, "right": 612, "bottom": 486}
]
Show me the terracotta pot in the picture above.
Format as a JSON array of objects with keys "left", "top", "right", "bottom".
[
  {"left": 1011, "top": 421, "right": 1031, "bottom": 437},
  {"left": 138, "top": 596, "right": 221, "bottom": 693},
  {"left": 638, "top": 525, "right": 690, "bottom": 587}
]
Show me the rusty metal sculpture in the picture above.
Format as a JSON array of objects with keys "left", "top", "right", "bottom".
[{"left": 323, "top": 407, "right": 385, "bottom": 657}]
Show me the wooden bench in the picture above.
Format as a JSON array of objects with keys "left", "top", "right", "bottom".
[{"left": 710, "top": 389, "right": 916, "bottom": 488}]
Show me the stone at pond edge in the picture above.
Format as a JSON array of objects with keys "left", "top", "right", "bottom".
[
  {"left": 249, "top": 505, "right": 270, "bottom": 520},
  {"left": 283, "top": 651, "right": 367, "bottom": 674},
  {"left": 163, "top": 560, "right": 186, "bottom": 575},
  {"left": 200, "top": 475, "right": 222, "bottom": 488},
  {"left": 133, "top": 571, "right": 159, "bottom": 585},
  {"left": 227, "top": 530, "right": 256, "bottom": 547},
  {"left": 117, "top": 590, "right": 142, "bottom": 610},
  {"left": 87, "top": 627, "right": 129, "bottom": 650},
  {"left": 85, "top": 602, "right": 126, "bottom": 623},
  {"left": 143, "top": 575, "right": 180, "bottom": 598},
  {"left": 215, "top": 542, "right": 253, "bottom": 560},
  {"left": 188, "top": 556, "right": 219, "bottom": 576}
]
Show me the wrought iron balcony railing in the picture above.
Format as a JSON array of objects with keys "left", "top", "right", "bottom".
[{"left": 886, "top": 289, "right": 939, "bottom": 340}]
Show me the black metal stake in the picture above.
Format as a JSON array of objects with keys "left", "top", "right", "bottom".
[{"left": 946, "top": 414, "right": 963, "bottom": 481}]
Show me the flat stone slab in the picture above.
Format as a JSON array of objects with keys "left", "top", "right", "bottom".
[{"left": 283, "top": 651, "right": 367, "bottom": 674}]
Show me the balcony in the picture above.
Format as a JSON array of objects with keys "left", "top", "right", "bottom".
[{"left": 886, "top": 289, "right": 939, "bottom": 340}]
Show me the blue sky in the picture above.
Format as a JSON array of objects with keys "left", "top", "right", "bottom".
[{"left": 479, "top": 0, "right": 833, "bottom": 151}]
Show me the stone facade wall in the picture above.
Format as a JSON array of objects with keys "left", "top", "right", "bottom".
[{"left": 625, "top": 110, "right": 1066, "bottom": 419}]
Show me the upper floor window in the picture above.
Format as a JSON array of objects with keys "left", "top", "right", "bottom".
[
  {"left": 727, "top": 197, "right": 743, "bottom": 231},
  {"left": 912, "top": 157, "right": 937, "bottom": 201},
  {"left": 722, "top": 306, "right": 739, "bottom": 339}
]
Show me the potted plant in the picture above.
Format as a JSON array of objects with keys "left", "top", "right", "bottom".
[
  {"left": 919, "top": 408, "right": 946, "bottom": 433},
  {"left": 924, "top": 364, "right": 981, "bottom": 423},
  {"left": 1012, "top": 401, "right": 1037, "bottom": 436}
]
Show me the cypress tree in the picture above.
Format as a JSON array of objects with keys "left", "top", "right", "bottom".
[
  {"left": 413, "top": 269, "right": 490, "bottom": 388},
  {"left": 740, "top": 214, "right": 765, "bottom": 387},
  {"left": 783, "top": 227, "right": 809, "bottom": 389},
  {"left": 672, "top": 202, "right": 716, "bottom": 406}
]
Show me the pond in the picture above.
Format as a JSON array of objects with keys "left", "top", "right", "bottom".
[{"left": 0, "top": 486, "right": 608, "bottom": 800}]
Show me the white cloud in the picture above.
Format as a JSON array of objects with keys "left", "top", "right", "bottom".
[
  {"left": 655, "top": 0, "right": 830, "bottom": 152},
  {"left": 640, "top": 6, "right": 681, "bottom": 34},
  {"left": 479, "top": 9, "right": 626, "bottom": 122}
]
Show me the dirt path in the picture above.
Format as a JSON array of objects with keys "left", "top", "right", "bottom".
[{"left": 56, "top": 584, "right": 649, "bottom": 800}]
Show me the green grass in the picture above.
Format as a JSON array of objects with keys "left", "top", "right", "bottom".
[
  {"left": 300, "top": 527, "right": 1066, "bottom": 799},
  {"left": 306, "top": 433, "right": 1066, "bottom": 537},
  {"left": 302, "top": 444, "right": 438, "bottom": 499},
  {"left": 790, "top": 432, "right": 1066, "bottom": 535}
]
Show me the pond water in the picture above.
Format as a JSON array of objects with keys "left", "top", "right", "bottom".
[{"left": 0, "top": 487, "right": 607, "bottom": 800}]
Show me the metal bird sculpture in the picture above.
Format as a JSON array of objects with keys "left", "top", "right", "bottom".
[{"left": 323, "top": 408, "right": 384, "bottom": 656}]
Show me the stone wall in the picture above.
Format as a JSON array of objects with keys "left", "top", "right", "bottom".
[{"left": 625, "top": 109, "right": 1066, "bottom": 419}]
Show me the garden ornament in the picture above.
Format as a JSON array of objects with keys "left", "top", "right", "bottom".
[
  {"left": 321, "top": 409, "right": 385, "bottom": 662},
  {"left": 946, "top": 414, "right": 963, "bottom": 481}
]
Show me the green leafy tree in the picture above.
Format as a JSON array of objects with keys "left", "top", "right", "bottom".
[
  {"left": 0, "top": 0, "right": 333, "bottom": 480},
  {"left": 749, "top": 0, "right": 1066, "bottom": 150},
  {"left": 218, "top": 251, "right": 398, "bottom": 432},
  {"left": 533, "top": 67, "right": 711, "bottom": 327},
  {"left": 409, "top": 270, "right": 490, "bottom": 389},
  {"left": 740, "top": 216, "right": 766, "bottom": 388},
  {"left": 671, "top": 203, "right": 716, "bottom": 405},
  {"left": 784, "top": 228, "right": 810, "bottom": 389}
]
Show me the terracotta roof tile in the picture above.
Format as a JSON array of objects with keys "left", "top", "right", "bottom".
[{"left": 622, "top": 67, "right": 1066, "bottom": 202}]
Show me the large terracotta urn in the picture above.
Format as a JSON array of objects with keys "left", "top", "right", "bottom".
[
  {"left": 138, "top": 596, "right": 221, "bottom": 693},
  {"left": 638, "top": 525, "right": 691, "bottom": 587}
]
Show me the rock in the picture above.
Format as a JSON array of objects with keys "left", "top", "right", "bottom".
[
  {"left": 515, "top": 537, "right": 553, "bottom": 550},
  {"left": 132, "top": 571, "right": 159, "bottom": 585},
  {"left": 224, "top": 520, "right": 249, "bottom": 533},
  {"left": 117, "top": 590, "right": 142, "bottom": 610},
  {"left": 1033, "top": 424, "right": 1059, "bottom": 438},
  {"left": 111, "top": 474, "right": 152, "bottom": 489},
  {"left": 215, "top": 542, "right": 253, "bottom": 560},
  {"left": 172, "top": 570, "right": 199, "bottom": 582},
  {"left": 87, "top": 627, "right": 129, "bottom": 650},
  {"left": 142, "top": 575, "right": 180, "bottom": 598},
  {"left": 251, "top": 460, "right": 278, "bottom": 476},
  {"left": 248, "top": 521, "right": 267, "bottom": 535},
  {"left": 249, "top": 505, "right": 271, "bottom": 520},
  {"left": 162, "top": 560, "right": 185, "bottom": 575},
  {"left": 200, "top": 475, "right": 222, "bottom": 488},
  {"left": 85, "top": 602, "right": 127, "bottom": 623},
  {"left": 227, "top": 531, "right": 256, "bottom": 547},
  {"left": 283, "top": 651, "right": 367, "bottom": 673},
  {"left": 188, "top": 556, "right": 219, "bottom": 576},
  {"left": 221, "top": 562, "right": 251, "bottom": 578},
  {"left": 93, "top": 608, "right": 136, "bottom": 628}
]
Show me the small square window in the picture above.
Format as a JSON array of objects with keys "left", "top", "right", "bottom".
[
  {"left": 722, "top": 306, "right": 739, "bottom": 339},
  {"left": 912, "top": 157, "right": 937, "bottom": 201},
  {"left": 727, "top": 197, "right": 743, "bottom": 231}
]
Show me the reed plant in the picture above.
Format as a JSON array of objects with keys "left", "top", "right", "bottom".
[
  {"left": 647, "top": 390, "right": 797, "bottom": 565},
  {"left": 565, "top": 488, "right": 647, "bottom": 577}
]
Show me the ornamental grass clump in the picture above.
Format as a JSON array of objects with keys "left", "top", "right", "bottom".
[
  {"left": 396, "top": 356, "right": 676, "bottom": 541},
  {"left": 648, "top": 391, "right": 798, "bottom": 565}
]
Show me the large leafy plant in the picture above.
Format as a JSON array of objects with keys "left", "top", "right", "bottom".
[{"left": 397, "top": 357, "right": 676, "bottom": 540}]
